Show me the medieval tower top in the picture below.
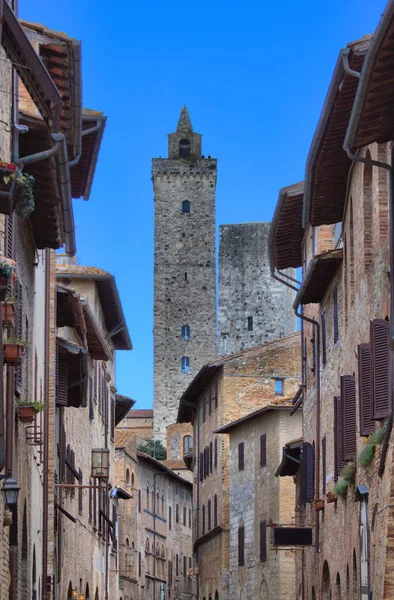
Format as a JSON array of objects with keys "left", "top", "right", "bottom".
[{"left": 152, "top": 108, "right": 217, "bottom": 442}]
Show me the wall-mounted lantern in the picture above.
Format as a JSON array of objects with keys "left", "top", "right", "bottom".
[
  {"left": 2, "top": 476, "right": 20, "bottom": 507},
  {"left": 91, "top": 448, "right": 110, "bottom": 479},
  {"left": 71, "top": 590, "right": 78, "bottom": 600}
]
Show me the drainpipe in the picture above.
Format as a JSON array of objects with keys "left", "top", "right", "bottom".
[
  {"left": 342, "top": 145, "right": 394, "bottom": 476},
  {"left": 68, "top": 119, "right": 104, "bottom": 168},
  {"left": 0, "top": 318, "right": 5, "bottom": 472},
  {"left": 42, "top": 248, "right": 51, "bottom": 600}
]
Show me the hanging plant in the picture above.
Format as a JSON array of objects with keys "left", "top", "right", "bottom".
[
  {"left": 0, "top": 255, "right": 16, "bottom": 301},
  {"left": 13, "top": 173, "right": 35, "bottom": 219}
]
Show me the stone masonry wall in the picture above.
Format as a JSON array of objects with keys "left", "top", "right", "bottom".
[
  {"left": 218, "top": 223, "right": 296, "bottom": 355},
  {"left": 153, "top": 156, "right": 217, "bottom": 442}
]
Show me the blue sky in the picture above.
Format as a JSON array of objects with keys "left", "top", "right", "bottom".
[{"left": 20, "top": 0, "right": 387, "bottom": 408}]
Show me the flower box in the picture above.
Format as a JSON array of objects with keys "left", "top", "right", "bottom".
[
  {"left": 326, "top": 491, "right": 336, "bottom": 504},
  {"left": 314, "top": 499, "right": 324, "bottom": 511},
  {"left": 4, "top": 342, "right": 24, "bottom": 365},
  {"left": 18, "top": 405, "right": 35, "bottom": 423},
  {"left": 1, "top": 302, "right": 15, "bottom": 329},
  {"left": 0, "top": 162, "right": 23, "bottom": 215}
]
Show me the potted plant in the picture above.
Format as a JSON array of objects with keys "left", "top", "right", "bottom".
[
  {"left": 17, "top": 400, "right": 44, "bottom": 423},
  {"left": 326, "top": 491, "right": 336, "bottom": 504},
  {"left": 0, "top": 255, "right": 16, "bottom": 300},
  {"left": 4, "top": 338, "right": 26, "bottom": 365},
  {"left": 0, "top": 161, "right": 22, "bottom": 214},
  {"left": 13, "top": 172, "right": 35, "bottom": 219},
  {"left": 314, "top": 498, "right": 324, "bottom": 511},
  {"left": 1, "top": 300, "right": 15, "bottom": 329}
]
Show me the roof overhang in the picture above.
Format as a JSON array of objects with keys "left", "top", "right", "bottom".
[
  {"left": 177, "top": 364, "right": 221, "bottom": 423},
  {"left": 115, "top": 394, "right": 135, "bottom": 426},
  {"left": 57, "top": 337, "right": 88, "bottom": 408},
  {"left": 56, "top": 284, "right": 85, "bottom": 335},
  {"left": 70, "top": 113, "right": 107, "bottom": 199},
  {"left": 304, "top": 38, "right": 370, "bottom": 227},
  {"left": 113, "top": 486, "right": 132, "bottom": 500},
  {"left": 345, "top": 2, "right": 394, "bottom": 150},
  {"left": 214, "top": 404, "right": 292, "bottom": 434},
  {"left": 268, "top": 182, "right": 304, "bottom": 271},
  {"left": 82, "top": 301, "right": 111, "bottom": 361},
  {"left": 275, "top": 439, "right": 303, "bottom": 477},
  {"left": 1, "top": 4, "right": 62, "bottom": 128},
  {"left": 137, "top": 452, "right": 192, "bottom": 487},
  {"left": 294, "top": 249, "right": 343, "bottom": 306}
]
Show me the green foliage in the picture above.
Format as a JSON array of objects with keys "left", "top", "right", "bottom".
[
  {"left": 342, "top": 460, "right": 356, "bottom": 484},
  {"left": 369, "top": 423, "right": 387, "bottom": 446},
  {"left": 334, "top": 479, "right": 349, "bottom": 498},
  {"left": 17, "top": 400, "right": 45, "bottom": 413},
  {"left": 137, "top": 439, "right": 167, "bottom": 460},
  {"left": 359, "top": 443, "right": 375, "bottom": 468},
  {"left": 14, "top": 173, "right": 35, "bottom": 219},
  {"left": 5, "top": 338, "right": 28, "bottom": 346}
]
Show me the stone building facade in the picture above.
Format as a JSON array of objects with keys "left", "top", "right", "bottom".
[
  {"left": 152, "top": 108, "right": 217, "bottom": 441},
  {"left": 269, "top": 13, "right": 394, "bottom": 600},
  {"left": 115, "top": 429, "right": 195, "bottom": 600},
  {"left": 178, "top": 334, "right": 301, "bottom": 598},
  {"left": 218, "top": 223, "right": 296, "bottom": 355},
  {"left": 215, "top": 406, "right": 302, "bottom": 600},
  {"left": 117, "top": 409, "right": 154, "bottom": 441}
]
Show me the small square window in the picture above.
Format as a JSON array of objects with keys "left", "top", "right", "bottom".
[{"left": 274, "top": 378, "right": 284, "bottom": 395}]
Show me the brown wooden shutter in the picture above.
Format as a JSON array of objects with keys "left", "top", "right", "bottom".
[
  {"left": 358, "top": 343, "right": 374, "bottom": 436},
  {"left": 14, "top": 280, "right": 23, "bottom": 397},
  {"left": 89, "top": 375, "right": 94, "bottom": 420},
  {"left": 56, "top": 360, "right": 68, "bottom": 406},
  {"left": 341, "top": 375, "right": 357, "bottom": 461},
  {"left": 214, "top": 438, "right": 218, "bottom": 469},
  {"left": 238, "top": 525, "right": 245, "bottom": 566},
  {"left": 260, "top": 520, "right": 267, "bottom": 562},
  {"left": 322, "top": 436, "right": 327, "bottom": 496},
  {"left": 371, "top": 319, "right": 390, "bottom": 420},
  {"left": 4, "top": 215, "right": 14, "bottom": 258},
  {"left": 260, "top": 434, "right": 267, "bottom": 467},
  {"left": 321, "top": 310, "right": 327, "bottom": 366},
  {"left": 300, "top": 442, "right": 314, "bottom": 504},
  {"left": 238, "top": 442, "right": 244, "bottom": 471},
  {"left": 214, "top": 494, "right": 218, "bottom": 528},
  {"left": 210, "top": 441, "right": 213, "bottom": 474},
  {"left": 333, "top": 287, "right": 339, "bottom": 344},
  {"left": 334, "top": 396, "right": 346, "bottom": 478}
]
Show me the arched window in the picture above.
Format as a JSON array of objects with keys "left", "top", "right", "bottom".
[
  {"left": 215, "top": 592, "right": 219, "bottom": 600},
  {"left": 156, "top": 542, "right": 160, "bottom": 556},
  {"left": 183, "top": 435, "right": 193, "bottom": 455},
  {"left": 353, "top": 551, "right": 358, "bottom": 599},
  {"left": 182, "top": 200, "right": 190, "bottom": 213},
  {"left": 322, "top": 561, "right": 331, "bottom": 600},
  {"left": 126, "top": 469, "right": 130, "bottom": 487},
  {"left": 214, "top": 494, "right": 218, "bottom": 527},
  {"left": 179, "top": 139, "right": 191, "bottom": 158},
  {"left": 146, "top": 487, "right": 150, "bottom": 511},
  {"left": 181, "top": 357, "right": 190, "bottom": 373},
  {"left": 131, "top": 472, "right": 135, "bottom": 488},
  {"left": 335, "top": 572, "right": 341, "bottom": 600},
  {"left": 363, "top": 152, "right": 373, "bottom": 270},
  {"left": 182, "top": 325, "right": 191, "bottom": 340}
]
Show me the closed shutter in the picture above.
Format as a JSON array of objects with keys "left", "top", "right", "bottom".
[
  {"left": 210, "top": 441, "right": 213, "bottom": 474},
  {"left": 169, "top": 506, "right": 171, "bottom": 530},
  {"left": 334, "top": 396, "right": 346, "bottom": 478},
  {"left": 4, "top": 215, "right": 14, "bottom": 258},
  {"left": 333, "top": 287, "right": 339, "bottom": 344},
  {"left": 214, "top": 438, "right": 218, "bottom": 469},
  {"left": 238, "top": 442, "right": 244, "bottom": 471},
  {"left": 358, "top": 343, "right": 374, "bottom": 436},
  {"left": 78, "top": 469, "right": 83, "bottom": 515},
  {"left": 56, "top": 360, "right": 68, "bottom": 406},
  {"left": 214, "top": 494, "right": 218, "bottom": 527},
  {"left": 238, "top": 526, "right": 245, "bottom": 566},
  {"left": 341, "top": 375, "right": 357, "bottom": 461},
  {"left": 89, "top": 375, "right": 94, "bottom": 420},
  {"left": 321, "top": 310, "right": 327, "bottom": 366},
  {"left": 260, "top": 520, "right": 267, "bottom": 562},
  {"left": 300, "top": 442, "right": 315, "bottom": 504},
  {"left": 371, "top": 319, "right": 390, "bottom": 420},
  {"left": 14, "top": 280, "right": 23, "bottom": 397},
  {"left": 88, "top": 478, "right": 92, "bottom": 523},
  {"left": 199, "top": 452, "right": 203, "bottom": 482},
  {"left": 322, "top": 436, "right": 327, "bottom": 496},
  {"left": 260, "top": 434, "right": 267, "bottom": 467},
  {"left": 110, "top": 396, "right": 115, "bottom": 440}
]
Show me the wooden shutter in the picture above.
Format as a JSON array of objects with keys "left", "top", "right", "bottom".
[
  {"left": 341, "top": 375, "right": 357, "bottom": 461},
  {"left": 333, "top": 287, "right": 339, "bottom": 344},
  {"left": 238, "top": 526, "right": 245, "bottom": 566},
  {"left": 214, "top": 494, "right": 218, "bottom": 527},
  {"left": 358, "top": 343, "right": 374, "bottom": 436},
  {"left": 334, "top": 396, "right": 346, "bottom": 478},
  {"left": 56, "top": 360, "right": 68, "bottom": 406},
  {"left": 199, "top": 452, "right": 203, "bottom": 482},
  {"left": 322, "top": 436, "right": 327, "bottom": 496},
  {"left": 202, "top": 505, "right": 205, "bottom": 535},
  {"left": 14, "top": 280, "right": 23, "bottom": 397},
  {"left": 89, "top": 375, "right": 94, "bottom": 420},
  {"left": 4, "top": 215, "right": 14, "bottom": 258},
  {"left": 183, "top": 506, "right": 186, "bottom": 526},
  {"left": 176, "top": 503, "right": 179, "bottom": 522},
  {"left": 300, "top": 442, "right": 314, "bottom": 504},
  {"left": 260, "top": 434, "right": 267, "bottom": 467},
  {"left": 214, "top": 438, "right": 218, "bottom": 469},
  {"left": 210, "top": 441, "right": 213, "bottom": 474},
  {"left": 371, "top": 319, "right": 390, "bottom": 420},
  {"left": 260, "top": 520, "right": 267, "bottom": 562},
  {"left": 238, "top": 442, "right": 244, "bottom": 471},
  {"left": 169, "top": 506, "right": 171, "bottom": 530},
  {"left": 321, "top": 310, "right": 327, "bottom": 366}
]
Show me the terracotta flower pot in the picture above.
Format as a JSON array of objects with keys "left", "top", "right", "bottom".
[
  {"left": 326, "top": 491, "right": 336, "bottom": 504},
  {"left": 314, "top": 499, "right": 324, "bottom": 511},
  {"left": 18, "top": 405, "right": 35, "bottom": 423},
  {"left": 4, "top": 342, "right": 24, "bottom": 365},
  {"left": 1, "top": 302, "right": 15, "bottom": 329}
]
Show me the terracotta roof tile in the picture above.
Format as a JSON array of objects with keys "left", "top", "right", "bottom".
[
  {"left": 115, "top": 429, "right": 135, "bottom": 447},
  {"left": 127, "top": 409, "right": 153, "bottom": 418},
  {"left": 162, "top": 459, "right": 188, "bottom": 470}
]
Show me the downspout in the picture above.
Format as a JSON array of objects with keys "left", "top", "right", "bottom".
[
  {"left": 68, "top": 119, "right": 103, "bottom": 168},
  {"left": 42, "top": 248, "right": 51, "bottom": 600},
  {"left": 0, "top": 315, "right": 5, "bottom": 471},
  {"left": 105, "top": 391, "right": 109, "bottom": 600},
  {"left": 195, "top": 407, "right": 200, "bottom": 600}
]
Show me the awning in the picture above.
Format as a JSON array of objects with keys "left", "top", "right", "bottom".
[
  {"left": 57, "top": 337, "right": 88, "bottom": 408},
  {"left": 115, "top": 394, "right": 135, "bottom": 426},
  {"left": 1, "top": 1, "right": 61, "bottom": 128},
  {"left": 82, "top": 301, "right": 111, "bottom": 361},
  {"left": 275, "top": 439, "right": 303, "bottom": 477},
  {"left": 294, "top": 249, "right": 343, "bottom": 306}
]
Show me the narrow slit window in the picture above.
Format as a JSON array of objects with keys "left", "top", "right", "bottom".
[
  {"left": 274, "top": 378, "right": 284, "bottom": 395},
  {"left": 182, "top": 200, "right": 190, "bottom": 213},
  {"left": 321, "top": 309, "right": 327, "bottom": 366},
  {"left": 182, "top": 325, "right": 191, "bottom": 340},
  {"left": 333, "top": 287, "right": 339, "bottom": 344},
  {"left": 179, "top": 139, "right": 191, "bottom": 158},
  {"left": 248, "top": 316, "right": 253, "bottom": 331},
  {"left": 181, "top": 356, "right": 190, "bottom": 373},
  {"left": 184, "top": 272, "right": 188, "bottom": 282}
]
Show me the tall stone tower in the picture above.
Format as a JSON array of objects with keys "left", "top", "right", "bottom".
[
  {"left": 152, "top": 108, "right": 217, "bottom": 441},
  {"left": 218, "top": 222, "right": 296, "bottom": 355}
]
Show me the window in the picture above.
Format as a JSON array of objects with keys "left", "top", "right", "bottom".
[
  {"left": 214, "top": 494, "right": 218, "bottom": 527},
  {"left": 214, "top": 438, "right": 218, "bottom": 469},
  {"left": 208, "top": 499, "right": 212, "bottom": 531},
  {"left": 199, "top": 452, "right": 204, "bottom": 481},
  {"left": 138, "top": 490, "right": 141, "bottom": 513},
  {"left": 176, "top": 504, "right": 179, "bottom": 523},
  {"left": 358, "top": 343, "right": 374, "bottom": 436},
  {"left": 189, "top": 508, "right": 192, "bottom": 528},
  {"left": 274, "top": 378, "right": 284, "bottom": 395},
  {"left": 179, "top": 139, "right": 191, "bottom": 158},
  {"left": 341, "top": 375, "right": 357, "bottom": 461},
  {"left": 202, "top": 505, "right": 206, "bottom": 535},
  {"left": 248, "top": 316, "right": 253, "bottom": 331},
  {"left": 184, "top": 272, "right": 188, "bottom": 282},
  {"left": 181, "top": 356, "right": 190, "bottom": 373},
  {"left": 146, "top": 487, "right": 150, "bottom": 511},
  {"left": 182, "top": 199, "right": 190, "bottom": 213},
  {"left": 333, "top": 287, "right": 339, "bottom": 344},
  {"left": 183, "top": 506, "right": 187, "bottom": 526},
  {"left": 183, "top": 556, "right": 187, "bottom": 577},
  {"left": 260, "top": 521, "right": 267, "bottom": 562},
  {"left": 182, "top": 325, "right": 191, "bottom": 340},
  {"left": 138, "top": 552, "right": 141, "bottom": 577},
  {"left": 321, "top": 310, "right": 327, "bottom": 366},
  {"left": 238, "top": 525, "right": 245, "bottom": 566},
  {"left": 176, "top": 554, "right": 179, "bottom": 576},
  {"left": 322, "top": 436, "right": 327, "bottom": 496},
  {"left": 183, "top": 435, "right": 193, "bottom": 455},
  {"left": 126, "top": 469, "right": 130, "bottom": 487},
  {"left": 260, "top": 434, "right": 266, "bottom": 468},
  {"left": 210, "top": 442, "right": 213, "bottom": 473},
  {"left": 238, "top": 442, "right": 244, "bottom": 471}
]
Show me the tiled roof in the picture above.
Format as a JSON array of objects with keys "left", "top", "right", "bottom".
[
  {"left": 127, "top": 409, "right": 154, "bottom": 418},
  {"left": 162, "top": 459, "right": 188, "bottom": 470},
  {"left": 115, "top": 429, "right": 135, "bottom": 448},
  {"left": 214, "top": 402, "right": 292, "bottom": 434}
]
